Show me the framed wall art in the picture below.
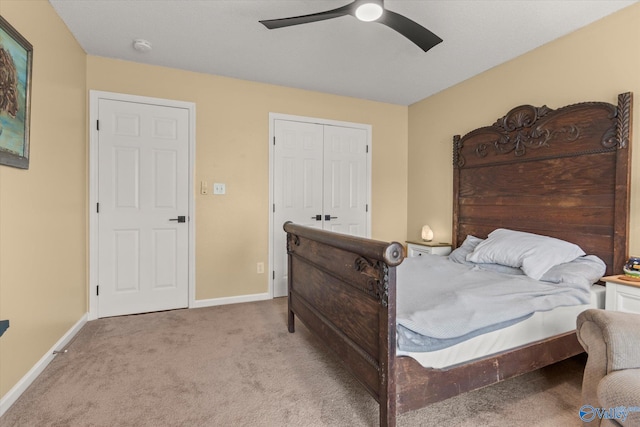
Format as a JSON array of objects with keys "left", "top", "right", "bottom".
[{"left": 0, "top": 15, "right": 32, "bottom": 169}]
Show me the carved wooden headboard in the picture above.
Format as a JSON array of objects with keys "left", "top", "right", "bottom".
[{"left": 452, "top": 93, "right": 633, "bottom": 276}]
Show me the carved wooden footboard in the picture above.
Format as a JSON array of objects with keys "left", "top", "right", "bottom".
[{"left": 284, "top": 222, "right": 403, "bottom": 426}]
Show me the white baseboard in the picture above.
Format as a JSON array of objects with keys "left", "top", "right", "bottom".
[
  {"left": 191, "top": 292, "right": 271, "bottom": 309},
  {"left": 0, "top": 313, "right": 88, "bottom": 417}
]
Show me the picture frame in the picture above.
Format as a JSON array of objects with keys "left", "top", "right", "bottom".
[{"left": 0, "top": 15, "right": 33, "bottom": 169}]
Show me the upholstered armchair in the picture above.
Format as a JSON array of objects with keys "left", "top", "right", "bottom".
[{"left": 576, "top": 309, "right": 640, "bottom": 426}]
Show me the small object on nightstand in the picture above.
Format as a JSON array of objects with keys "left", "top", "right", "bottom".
[
  {"left": 603, "top": 275, "right": 640, "bottom": 313},
  {"left": 421, "top": 225, "right": 434, "bottom": 241},
  {"left": 623, "top": 256, "right": 640, "bottom": 279},
  {"left": 406, "top": 240, "right": 451, "bottom": 257}
]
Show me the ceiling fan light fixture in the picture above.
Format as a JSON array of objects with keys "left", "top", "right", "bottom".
[{"left": 355, "top": 2, "right": 384, "bottom": 22}]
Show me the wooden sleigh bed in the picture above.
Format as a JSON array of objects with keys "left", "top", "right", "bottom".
[{"left": 283, "top": 92, "right": 633, "bottom": 427}]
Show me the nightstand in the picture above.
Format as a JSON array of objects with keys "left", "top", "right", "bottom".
[
  {"left": 406, "top": 240, "right": 452, "bottom": 257},
  {"left": 603, "top": 275, "right": 640, "bottom": 313}
]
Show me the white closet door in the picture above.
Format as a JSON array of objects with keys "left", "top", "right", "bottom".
[
  {"left": 323, "top": 125, "right": 368, "bottom": 237},
  {"left": 273, "top": 120, "right": 324, "bottom": 298},
  {"left": 272, "top": 118, "right": 370, "bottom": 298}
]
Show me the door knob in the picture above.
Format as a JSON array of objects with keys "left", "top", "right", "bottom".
[{"left": 169, "top": 216, "right": 186, "bottom": 223}]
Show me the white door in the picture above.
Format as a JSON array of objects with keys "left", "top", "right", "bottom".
[
  {"left": 272, "top": 119, "right": 369, "bottom": 298},
  {"left": 273, "top": 120, "right": 324, "bottom": 299},
  {"left": 323, "top": 125, "right": 368, "bottom": 236},
  {"left": 97, "top": 99, "right": 190, "bottom": 317}
]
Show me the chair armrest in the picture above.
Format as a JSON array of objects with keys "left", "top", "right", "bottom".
[
  {"left": 577, "top": 309, "right": 640, "bottom": 373},
  {"left": 577, "top": 309, "right": 640, "bottom": 412}
]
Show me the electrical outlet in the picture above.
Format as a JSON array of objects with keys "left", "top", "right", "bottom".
[
  {"left": 257, "top": 262, "right": 264, "bottom": 274},
  {"left": 213, "top": 183, "right": 226, "bottom": 195}
]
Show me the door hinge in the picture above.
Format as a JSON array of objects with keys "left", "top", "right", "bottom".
[
  {"left": 273, "top": 136, "right": 276, "bottom": 145},
  {"left": 366, "top": 204, "right": 368, "bottom": 212},
  {"left": 96, "top": 202, "right": 99, "bottom": 213},
  {"left": 273, "top": 204, "right": 275, "bottom": 213},
  {"left": 96, "top": 120, "right": 99, "bottom": 131},
  {"left": 272, "top": 271, "right": 275, "bottom": 280},
  {"left": 366, "top": 145, "right": 369, "bottom": 153},
  {"left": 96, "top": 285, "right": 99, "bottom": 296}
]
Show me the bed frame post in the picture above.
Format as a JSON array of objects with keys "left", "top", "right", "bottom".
[
  {"left": 379, "top": 266, "right": 397, "bottom": 427},
  {"left": 613, "top": 92, "right": 633, "bottom": 273},
  {"left": 452, "top": 134, "right": 462, "bottom": 250},
  {"left": 286, "top": 225, "right": 295, "bottom": 333}
]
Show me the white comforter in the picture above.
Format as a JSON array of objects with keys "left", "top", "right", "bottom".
[{"left": 396, "top": 255, "right": 590, "bottom": 342}]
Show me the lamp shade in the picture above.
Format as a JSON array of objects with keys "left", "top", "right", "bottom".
[{"left": 421, "top": 225, "right": 434, "bottom": 241}]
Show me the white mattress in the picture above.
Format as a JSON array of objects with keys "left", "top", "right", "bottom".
[{"left": 397, "top": 284, "right": 605, "bottom": 369}]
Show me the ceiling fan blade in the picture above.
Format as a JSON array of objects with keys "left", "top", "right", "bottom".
[
  {"left": 377, "top": 9, "right": 442, "bottom": 52},
  {"left": 260, "top": 3, "right": 354, "bottom": 30}
]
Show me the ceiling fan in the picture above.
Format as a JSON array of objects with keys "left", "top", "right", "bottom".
[{"left": 259, "top": 0, "right": 443, "bottom": 53}]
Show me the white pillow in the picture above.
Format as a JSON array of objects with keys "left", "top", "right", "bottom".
[
  {"left": 540, "top": 255, "right": 606, "bottom": 288},
  {"left": 466, "top": 228, "right": 585, "bottom": 280},
  {"left": 448, "top": 235, "right": 483, "bottom": 265},
  {"left": 449, "top": 235, "right": 524, "bottom": 275}
]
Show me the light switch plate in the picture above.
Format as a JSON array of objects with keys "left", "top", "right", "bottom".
[{"left": 213, "top": 183, "right": 226, "bottom": 195}]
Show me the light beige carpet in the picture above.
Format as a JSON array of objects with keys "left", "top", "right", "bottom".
[{"left": 1, "top": 298, "right": 585, "bottom": 426}]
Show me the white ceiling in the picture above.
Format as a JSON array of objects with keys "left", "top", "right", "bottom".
[{"left": 49, "top": 0, "right": 637, "bottom": 106}]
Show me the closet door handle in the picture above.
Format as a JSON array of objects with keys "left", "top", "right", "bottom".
[
  {"left": 325, "top": 215, "right": 338, "bottom": 221},
  {"left": 169, "top": 216, "right": 186, "bottom": 223},
  {"left": 311, "top": 215, "right": 322, "bottom": 221}
]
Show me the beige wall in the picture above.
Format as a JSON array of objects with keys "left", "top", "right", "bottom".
[
  {"left": 0, "top": 1, "right": 87, "bottom": 396},
  {"left": 407, "top": 4, "right": 640, "bottom": 256},
  {"left": 86, "top": 59, "right": 409, "bottom": 300}
]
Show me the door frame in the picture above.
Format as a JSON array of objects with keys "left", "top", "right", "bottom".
[
  {"left": 88, "top": 90, "right": 196, "bottom": 320},
  {"left": 268, "top": 113, "right": 372, "bottom": 298}
]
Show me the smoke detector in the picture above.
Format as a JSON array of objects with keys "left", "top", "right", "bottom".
[{"left": 132, "top": 39, "right": 152, "bottom": 53}]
